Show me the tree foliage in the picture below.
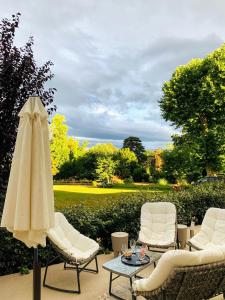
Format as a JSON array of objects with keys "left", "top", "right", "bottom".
[
  {"left": 160, "top": 45, "right": 225, "bottom": 174},
  {"left": 114, "top": 148, "right": 138, "bottom": 178},
  {"left": 50, "top": 114, "right": 70, "bottom": 175},
  {"left": 50, "top": 114, "right": 88, "bottom": 176},
  {"left": 67, "top": 137, "right": 88, "bottom": 160},
  {"left": 89, "top": 143, "right": 117, "bottom": 156},
  {"left": 162, "top": 135, "right": 203, "bottom": 183},
  {"left": 122, "top": 136, "right": 145, "bottom": 162},
  {"left": 0, "top": 13, "right": 56, "bottom": 199},
  {"left": 96, "top": 157, "right": 116, "bottom": 187}
]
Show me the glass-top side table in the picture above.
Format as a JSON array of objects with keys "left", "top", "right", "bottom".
[{"left": 103, "top": 251, "right": 162, "bottom": 300}]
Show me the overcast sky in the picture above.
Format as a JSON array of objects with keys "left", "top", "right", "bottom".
[{"left": 1, "top": 0, "right": 225, "bottom": 149}]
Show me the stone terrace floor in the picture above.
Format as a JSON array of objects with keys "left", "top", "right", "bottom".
[
  {"left": 0, "top": 251, "right": 223, "bottom": 300},
  {"left": 0, "top": 226, "right": 224, "bottom": 300}
]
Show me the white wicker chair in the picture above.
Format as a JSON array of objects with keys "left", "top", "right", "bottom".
[
  {"left": 188, "top": 207, "right": 225, "bottom": 251},
  {"left": 138, "top": 202, "right": 177, "bottom": 250},
  {"left": 132, "top": 248, "right": 225, "bottom": 300},
  {"left": 43, "top": 212, "right": 99, "bottom": 293}
]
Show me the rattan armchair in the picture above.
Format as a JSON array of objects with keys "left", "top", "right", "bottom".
[
  {"left": 43, "top": 212, "right": 100, "bottom": 294},
  {"left": 132, "top": 260, "right": 225, "bottom": 300},
  {"left": 138, "top": 202, "right": 177, "bottom": 251}
]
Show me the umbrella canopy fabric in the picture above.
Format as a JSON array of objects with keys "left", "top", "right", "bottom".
[{"left": 1, "top": 96, "right": 54, "bottom": 248}]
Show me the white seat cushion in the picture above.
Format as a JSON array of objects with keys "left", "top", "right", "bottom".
[
  {"left": 138, "top": 202, "right": 176, "bottom": 246},
  {"left": 47, "top": 212, "right": 99, "bottom": 261},
  {"left": 189, "top": 208, "right": 225, "bottom": 249},
  {"left": 133, "top": 247, "right": 225, "bottom": 292}
]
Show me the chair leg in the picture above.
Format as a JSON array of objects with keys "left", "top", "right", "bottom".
[
  {"left": 43, "top": 262, "right": 81, "bottom": 293},
  {"left": 43, "top": 254, "right": 99, "bottom": 294},
  {"left": 95, "top": 256, "right": 99, "bottom": 273},
  {"left": 76, "top": 265, "right": 81, "bottom": 294}
]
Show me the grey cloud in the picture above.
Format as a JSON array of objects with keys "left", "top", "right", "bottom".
[{"left": 1, "top": 0, "right": 225, "bottom": 148}]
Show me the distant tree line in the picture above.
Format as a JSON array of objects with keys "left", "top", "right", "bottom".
[
  {"left": 50, "top": 114, "right": 156, "bottom": 186},
  {"left": 50, "top": 109, "right": 225, "bottom": 186}
]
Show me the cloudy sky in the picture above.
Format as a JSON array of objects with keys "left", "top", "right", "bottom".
[{"left": 1, "top": 0, "right": 225, "bottom": 149}]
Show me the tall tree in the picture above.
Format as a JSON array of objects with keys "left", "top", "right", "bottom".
[
  {"left": 67, "top": 137, "right": 88, "bottom": 160},
  {"left": 144, "top": 149, "right": 155, "bottom": 175},
  {"left": 96, "top": 156, "right": 116, "bottom": 187},
  {"left": 50, "top": 114, "right": 69, "bottom": 175},
  {"left": 114, "top": 148, "right": 138, "bottom": 178},
  {"left": 160, "top": 45, "right": 225, "bottom": 175},
  {"left": 122, "top": 136, "right": 145, "bottom": 162},
  {"left": 0, "top": 13, "right": 56, "bottom": 202},
  {"left": 162, "top": 135, "right": 203, "bottom": 183}
]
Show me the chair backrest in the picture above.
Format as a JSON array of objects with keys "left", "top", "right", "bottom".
[
  {"left": 190, "top": 208, "right": 225, "bottom": 249},
  {"left": 47, "top": 212, "right": 97, "bottom": 253},
  {"left": 139, "top": 202, "right": 176, "bottom": 244},
  {"left": 160, "top": 261, "right": 225, "bottom": 300},
  {"left": 134, "top": 248, "right": 225, "bottom": 300},
  {"left": 47, "top": 212, "right": 80, "bottom": 250},
  {"left": 200, "top": 208, "right": 225, "bottom": 245}
]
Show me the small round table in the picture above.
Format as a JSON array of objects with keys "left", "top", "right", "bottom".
[
  {"left": 177, "top": 224, "right": 188, "bottom": 249},
  {"left": 111, "top": 232, "right": 128, "bottom": 257}
]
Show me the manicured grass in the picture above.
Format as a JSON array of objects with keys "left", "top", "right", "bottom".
[{"left": 54, "top": 183, "right": 172, "bottom": 210}]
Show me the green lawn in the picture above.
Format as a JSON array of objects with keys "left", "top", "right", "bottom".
[{"left": 54, "top": 183, "right": 172, "bottom": 210}]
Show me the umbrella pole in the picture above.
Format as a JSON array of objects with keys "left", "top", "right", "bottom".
[{"left": 33, "top": 247, "right": 41, "bottom": 300}]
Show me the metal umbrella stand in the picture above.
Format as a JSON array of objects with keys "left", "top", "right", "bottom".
[{"left": 33, "top": 248, "right": 41, "bottom": 300}]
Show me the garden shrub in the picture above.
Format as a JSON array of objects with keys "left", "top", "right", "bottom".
[
  {"left": 124, "top": 177, "right": 133, "bottom": 184},
  {"left": 158, "top": 178, "right": 168, "bottom": 186},
  {"left": 0, "top": 228, "right": 56, "bottom": 275},
  {"left": 92, "top": 180, "right": 99, "bottom": 187},
  {"left": 1, "top": 182, "right": 225, "bottom": 275},
  {"left": 111, "top": 176, "right": 124, "bottom": 185}
]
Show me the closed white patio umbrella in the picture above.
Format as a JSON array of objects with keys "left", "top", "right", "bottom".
[{"left": 1, "top": 96, "right": 55, "bottom": 300}]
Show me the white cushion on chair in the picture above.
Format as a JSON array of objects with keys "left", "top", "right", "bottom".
[
  {"left": 189, "top": 208, "right": 225, "bottom": 249},
  {"left": 133, "top": 247, "right": 225, "bottom": 292},
  {"left": 138, "top": 202, "right": 176, "bottom": 246},
  {"left": 47, "top": 212, "right": 99, "bottom": 261}
]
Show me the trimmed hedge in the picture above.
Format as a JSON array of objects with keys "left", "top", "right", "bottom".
[{"left": 0, "top": 182, "right": 225, "bottom": 275}]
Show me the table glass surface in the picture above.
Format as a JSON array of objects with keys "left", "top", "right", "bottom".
[{"left": 103, "top": 251, "right": 162, "bottom": 277}]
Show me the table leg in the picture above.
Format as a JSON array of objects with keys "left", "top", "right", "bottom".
[
  {"left": 108, "top": 272, "right": 131, "bottom": 300},
  {"left": 130, "top": 277, "right": 132, "bottom": 287}
]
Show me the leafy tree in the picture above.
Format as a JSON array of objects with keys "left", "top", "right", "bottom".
[
  {"left": 63, "top": 143, "right": 118, "bottom": 181},
  {"left": 114, "top": 148, "right": 138, "bottom": 178},
  {"left": 160, "top": 45, "right": 225, "bottom": 175},
  {"left": 67, "top": 137, "right": 88, "bottom": 160},
  {"left": 89, "top": 143, "right": 117, "bottom": 156},
  {"left": 50, "top": 114, "right": 88, "bottom": 178},
  {"left": 50, "top": 114, "right": 70, "bottom": 175},
  {"left": 96, "top": 156, "right": 116, "bottom": 187},
  {"left": 132, "top": 166, "right": 149, "bottom": 182},
  {"left": 162, "top": 135, "right": 203, "bottom": 183},
  {"left": 144, "top": 150, "right": 155, "bottom": 175},
  {"left": 0, "top": 13, "right": 56, "bottom": 201},
  {"left": 123, "top": 136, "right": 146, "bottom": 163}
]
